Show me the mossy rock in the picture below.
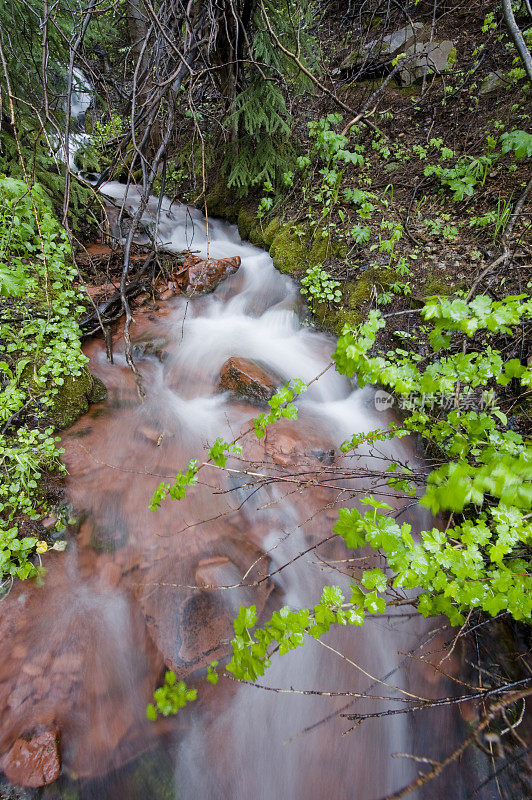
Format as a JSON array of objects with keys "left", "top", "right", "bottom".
[
  {"left": 308, "top": 229, "right": 330, "bottom": 266},
  {"left": 269, "top": 223, "right": 341, "bottom": 275},
  {"left": 347, "top": 278, "right": 373, "bottom": 309},
  {"left": 237, "top": 208, "right": 255, "bottom": 240},
  {"left": 423, "top": 271, "right": 457, "bottom": 296},
  {"left": 249, "top": 224, "right": 266, "bottom": 247},
  {"left": 48, "top": 368, "right": 107, "bottom": 430},
  {"left": 89, "top": 514, "right": 128, "bottom": 553},
  {"left": 262, "top": 217, "right": 282, "bottom": 248},
  {"left": 249, "top": 216, "right": 282, "bottom": 248},
  {"left": 312, "top": 303, "right": 363, "bottom": 335},
  {"left": 205, "top": 181, "right": 241, "bottom": 222},
  {"left": 269, "top": 223, "right": 311, "bottom": 273}
]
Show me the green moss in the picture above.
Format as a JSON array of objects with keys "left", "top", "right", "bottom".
[
  {"left": 261, "top": 216, "right": 282, "bottom": 247},
  {"left": 205, "top": 181, "right": 241, "bottom": 222},
  {"left": 308, "top": 229, "right": 329, "bottom": 266},
  {"left": 237, "top": 208, "right": 255, "bottom": 239},
  {"left": 332, "top": 307, "right": 363, "bottom": 333},
  {"left": 423, "top": 271, "right": 457, "bottom": 297},
  {"left": 47, "top": 367, "right": 107, "bottom": 429},
  {"left": 312, "top": 303, "right": 363, "bottom": 334},
  {"left": 398, "top": 84, "right": 420, "bottom": 97},
  {"left": 366, "top": 267, "right": 396, "bottom": 286},
  {"left": 248, "top": 224, "right": 264, "bottom": 246},
  {"left": 269, "top": 223, "right": 308, "bottom": 273},
  {"left": 347, "top": 278, "right": 373, "bottom": 308}
]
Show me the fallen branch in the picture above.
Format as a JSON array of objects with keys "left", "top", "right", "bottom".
[{"left": 80, "top": 252, "right": 155, "bottom": 337}]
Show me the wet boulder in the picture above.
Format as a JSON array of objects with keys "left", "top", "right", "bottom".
[
  {"left": 1, "top": 728, "right": 61, "bottom": 787},
  {"left": 45, "top": 367, "right": 106, "bottom": 430},
  {"left": 219, "top": 357, "right": 280, "bottom": 404},
  {"left": 184, "top": 254, "right": 241, "bottom": 294},
  {"left": 137, "top": 535, "right": 273, "bottom": 677}
]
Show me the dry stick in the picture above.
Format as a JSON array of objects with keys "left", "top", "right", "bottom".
[
  {"left": 120, "top": 50, "right": 193, "bottom": 396},
  {"left": 316, "top": 639, "right": 430, "bottom": 702},
  {"left": 258, "top": 0, "right": 385, "bottom": 138},
  {"left": 465, "top": 252, "right": 509, "bottom": 303},
  {"left": 502, "top": 0, "right": 532, "bottom": 84},
  {"left": 378, "top": 688, "right": 532, "bottom": 800},
  {"left": 421, "top": 0, "right": 438, "bottom": 97}
]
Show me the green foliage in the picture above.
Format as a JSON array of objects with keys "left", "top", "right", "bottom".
[
  {"left": 332, "top": 301, "right": 532, "bottom": 624},
  {"left": 0, "top": 178, "right": 88, "bottom": 584},
  {"left": 300, "top": 265, "right": 342, "bottom": 308},
  {"left": 0, "top": 1, "right": 69, "bottom": 113},
  {"left": 146, "top": 671, "right": 197, "bottom": 720},
  {"left": 206, "top": 660, "right": 219, "bottom": 685},
  {"left": 225, "top": 575, "right": 387, "bottom": 681},
  {"left": 208, "top": 438, "right": 242, "bottom": 468},
  {"left": 350, "top": 223, "right": 371, "bottom": 244},
  {"left": 224, "top": 1, "right": 318, "bottom": 193},
  {"left": 500, "top": 130, "right": 532, "bottom": 159},
  {"left": 149, "top": 291, "right": 532, "bottom": 708},
  {"left": 469, "top": 194, "right": 512, "bottom": 241},
  {"left": 254, "top": 379, "right": 307, "bottom": 438},
  {"left": 0, "top": 131, "right": 94, "bottom": 229},
  {"left": 424, "top": 155, "right": 494, "bottom": 201},
  {"left": 225, "top": 80, "right": 294, "bottom": 192},
  {"left": 149, "top": 460, "right": 199, "bottom": 511},
  {"left": 422, "top": 130, "right": 531, "bottom": 201}
]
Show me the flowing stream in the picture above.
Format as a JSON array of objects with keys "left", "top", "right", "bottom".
[{"left": 0, "top": 181, "right": 492, "bottom": 799}]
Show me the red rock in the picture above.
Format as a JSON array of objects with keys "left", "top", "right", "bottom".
[
  {"left": 137, "top": 535, "right": 273, "bottom": 676},
  {"left": 21, "top": 663, "right": 41, "bottom": 678},
  {"left": 219, "top": 357, "right": 279, "bottom": 403},
  {"left": 195, "top": 556, "right": 237, "bottom": 588},
  {"left": 11, "top": 645, "right": 28, "bottom": 660},
  {"left": 53, "top": 652, "right": 83, "bottom": 673},
  {"left": 264, "top": 420, "right": 334, "bottom": 468},
  {"left": 184, "top": 254, "right": 241, "bottom": 294},
  {"left": 1, "top": 729, "right": 60, "bottom": 787},
  {"left": 265, "top": 429, "right": 299, "bottom": 467},
  {"left": 137, "top": 425, "right": 163, "bottom": 445},
  {"left": 99, "top": 561, "right": 123, "bottom": 588}
]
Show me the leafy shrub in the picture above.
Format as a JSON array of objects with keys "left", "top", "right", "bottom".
[
  {"left": 0, "top": 178, "right": 88, "bottom": 584},
  {"left": 300, "top": 265, "right": 342, "bottom": 308}
]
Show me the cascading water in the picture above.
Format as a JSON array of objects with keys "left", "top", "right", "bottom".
[
  {"left": 0, "top": 185, "right": 489, "bottom": 800},
  {"left": 53, "top": 67, "right": 92, "bottom": 173}
]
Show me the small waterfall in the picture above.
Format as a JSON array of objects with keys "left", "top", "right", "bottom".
[{"left": 54, "top": 66, "right": 92, "bottom": 173}]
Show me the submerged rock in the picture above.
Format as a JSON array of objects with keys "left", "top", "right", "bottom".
[
  {"left": 1, "top": 728, "right": 61, "bottom": 787},
  {"left": 219, "top": 357, "right": 279, "bottom": 403}
]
